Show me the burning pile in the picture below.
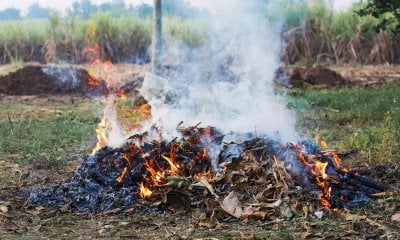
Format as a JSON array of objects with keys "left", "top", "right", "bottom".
[
  {"left": 27, "top": 12, "right": 384, "bottom": 218},
  {"left": 28, "top": 123, "right": 384, "bottom": 219}
]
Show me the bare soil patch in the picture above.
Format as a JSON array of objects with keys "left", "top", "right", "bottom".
[
  {"left": 333, "top": 65, "right": 400, "bottom": 87},
  {"left": 276, "top": 65, "right": 400, "bottom": 88},
  {"left": 0, "top": 65, "right": 108, "bottom": 96}
]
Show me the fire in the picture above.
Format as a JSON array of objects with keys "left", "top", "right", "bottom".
[
  {"left": 162, "top": 155, "right": 179, "bottom": 175},
  {"left": 84, "top": 41, "right": 116, "bottom": 155},
  {"left": 139, "top": 182, "right": 153, "bottom": 198},
  {"left": 86, "top": 32, "right": 151, "bottom": 155},
  {"left": 118, "top": 90, "right": 127, "bottom": 101},
  {"left": 162, "top": 145, "right": 180, "bottom": 175},
  {"left": 320, "top": 140, "right": 328, "bottom": 150},
  {"left": 144, "top": 159, "right": 165, "bottom": 186},
  {"left": 92, "top": 117, "right": 108, "bottom": 154},
  {"left": 313, "top": 161, "right": 328, "bottom": 180},
  {"left": 116, "top": 167, "right": 128, "bottom": 184},
  {"left": 293, "top": 143, "right": 340, "bottom": 209},
  {"left": 138, "top": 145, "right": 181, "bottom": 198},
  {"left": 319, "top": 192, "right": 332, "bottom": 208},
  {"left": 139, "top": 103, "right": 151, "bottom": 118},
  {"left": 203, "top": 147, "right": 208, "bottom": 158},
  {"left": 132, "top": 131, "right": 214, "bottom": 199}
]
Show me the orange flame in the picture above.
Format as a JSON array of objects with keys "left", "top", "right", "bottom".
[
  {"left": 318, "top": 192, "right": 332, "bottom": 208},
  {"left": 139, "top": 182, "right": 153, "bottom": 198},
  {"left": 203, "top": 147, "right": 208, "bottom": 158},
  {"left": 161, "top": 145, "right": 180, "bottom": 175},
  {"left": 320, "top": 140, "right": 328, "bottom": 150},
  {"left": 92, "top": 117, "right": 108, "bottom": 154},
  {"left": 294, "top": 143, "right": 338, "bottom": 208},
  {"left": 144, "top": 159, "right": 165, "bottom": 185},
  {"left": 162, "top": 155, "right": 179, "bottom": 175},
  {"left": 313, "top": 161, "right": 328, "bottom": 180},
  {"left": 116, "top": 167, "right": 128, "bottom": 184},
  {"left": 332, "top": 153, "right": 342, "bottom": 168}
]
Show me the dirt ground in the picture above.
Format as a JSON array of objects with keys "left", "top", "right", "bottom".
[
  {"left": 1, "top": 147, "right": 398, "bottom": 239},
  {"left": 0, "top": 62, "right": 147, "bottom": 96},
  {"left": 276, "top": 64, "right": 400, "bottom": 88},
  {"left": 0, "top": 64, "right": 399, "bottom": 239},
  {"left": 332, "top": 64, "right": 400, "bottom": 87},
  {"left": 1, "top": 63, "right": 399, "bottom": 95}
]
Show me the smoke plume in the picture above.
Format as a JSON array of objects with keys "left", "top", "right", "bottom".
[{"left": 140, "top": 0, "right": 297, "bottom": 143}]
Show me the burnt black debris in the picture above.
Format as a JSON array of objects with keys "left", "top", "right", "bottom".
[
  {"left": 28, "top": 147, "right": 140, "bottom": 213},
  {"left": 27, "top": 126, "right": 385, "bottom": 213}
]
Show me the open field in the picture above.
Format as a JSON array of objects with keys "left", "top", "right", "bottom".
[{"left": 0, "top": 64, "right": 399, "bottom": 239}]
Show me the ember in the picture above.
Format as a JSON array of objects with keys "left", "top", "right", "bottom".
[{"left": 28, "top": 124, "right": 384, "bottom": 216}]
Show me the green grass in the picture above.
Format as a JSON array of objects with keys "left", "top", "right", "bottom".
[
  {"left": 0, "top": 100, "right": 97, "bottom": 165},
  {"left": 1, "top": 83, "right": 399, "bottom": 170},
  {"left": 291, "top": 83, "right": 400, "bottom": 165}
]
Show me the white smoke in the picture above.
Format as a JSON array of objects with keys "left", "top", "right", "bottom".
[{"left": 140, "top": 0, "right": 298, "bottom": 143}]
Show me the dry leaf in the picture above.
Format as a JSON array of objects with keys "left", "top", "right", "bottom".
[
  {"left": 293, "top": 231, "right": 312, "bottom": 239},
  {"left": 279, "top": 202, "right": 293, "bottom": 218},
  {"left": 193, "top": 238, "right": 220, "bottom": 240},
  {"left": 198, "top": 218, "right": 217, "bottom": 228},
  {"left": 233, "top": 181, "right": 248, "bottom": 191},
  {"left": 36, "top": 206, "right": 45, "bottom": 211},
  {"left": 313, "top": 211, "right": 323, "bottom": 219},
  {"left": 61, "top": 202, "right": 71, "bottom": 212},
  {"left": 0, "top": 205, "right": 8, "bottom": 213},
  {"left": 242, "top": 206, "right": 268, "bottom": 220},
  {"left": 342, "top": 212, "right": 366, "bottom": 221},
  {"left": 219, "top": 191, "right": 242, "bottom": 218},
  {"left": 390, "top": 213, "right": 400, "bottom": 222},
  {"left": 198, "top": 176, "right": 219, "bottom": 199},
  {"left": 197, "top": 212, "right": 217, "bottom": 229},
  {"left": 119, "top": 221, "right": 130, "bottom": 226},
  {"left": 163, "top": 176, "right": 189, "bottom": 188},
  {"left": 98, "top": 224, "right": 115, "bottom": 236},
  {"left": 240, "top": 232, "right": 255, "bottom": 240},
  {"left": 251, "top": 199, "right": 282, "bottom": 209}
]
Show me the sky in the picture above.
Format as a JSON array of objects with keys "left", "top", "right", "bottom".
[{"left": 0, "top": 0, "right": 357, "bottom": 14}]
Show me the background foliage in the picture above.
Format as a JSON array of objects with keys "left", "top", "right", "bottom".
[{"left": 0, "top": 0, "right": 398, "bottom": 65}]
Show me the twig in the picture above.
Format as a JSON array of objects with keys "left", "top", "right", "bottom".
[
  {"left": 7, "top": 113, "right": 13, "bottom": 132},
  {"left": 321, "top": 149, "right": 357, "bottom": 156}
]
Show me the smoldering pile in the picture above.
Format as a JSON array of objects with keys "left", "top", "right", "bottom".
[{"left": 27, "top": 124, "right": 385, "bottom": 220}]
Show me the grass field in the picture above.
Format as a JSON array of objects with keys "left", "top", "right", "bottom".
[
  {"left": 2, "top": 82, "right": 399, "bottom": 167},
  {"left": 292, "top": 83, "right": 400, "bottom": 166},
  {"left": 0, "top": 75, "right": 399, "bottom": 239}
]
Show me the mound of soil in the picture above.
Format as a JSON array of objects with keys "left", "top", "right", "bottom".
[
  {"left": 0, "top": 65, "right": 108, "bottom": 96},
  {"left": 275, "top": 66, "right": 347, "bottom": 88}
]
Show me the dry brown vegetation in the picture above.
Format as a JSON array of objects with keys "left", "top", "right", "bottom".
[{"left": 281, "top": 21, "right": 396, "bottom": 65}]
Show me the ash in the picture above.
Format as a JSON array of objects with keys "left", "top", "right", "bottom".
[
  {"left": 27, "top": 128, "right": 385, "bottom": 214},
  {"left": 28, "top": 147, "right": 142, "bottom": 213}
]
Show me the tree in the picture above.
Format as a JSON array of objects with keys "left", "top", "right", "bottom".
[
  {"left": 27, "top": 3, "right": 49, "bottom": 19},
  {"left": 357, "top": 0, "right": 400, "bottom": 32},
  {"left": 152, "top": 0, "right": 162, "bottom": 74},
  {"left": 98, "top": 2, "right": 113, "bottom": 13},
  {"left": 0, "top": 8, "right": 21, "bottom": 20},
  {"left": 109, "top": 0, "right": 127, "bottom": 17},
  {"left": 69, "top": 0, "right": 94, "bottom": 19},
  {"left": 132, "top": 0, "right": 201, "bottom": 19},
  {"left": 135, "top": 3, "right": 152, "bottom": 18},
  {"left": 162, "top": 0, "right": 197, "bottom": 18}
]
